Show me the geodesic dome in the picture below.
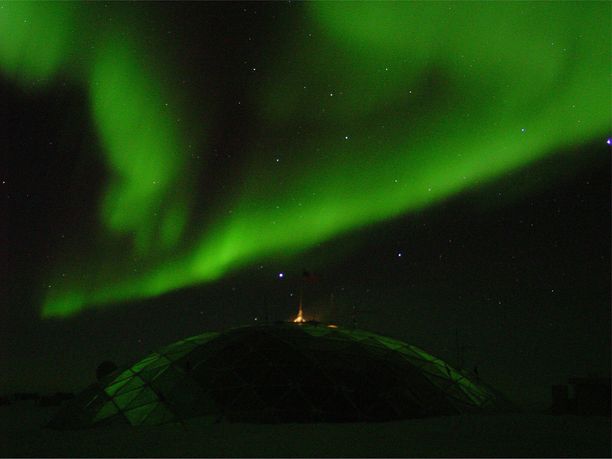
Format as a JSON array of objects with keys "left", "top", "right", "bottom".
[{"left": 49, "top": 322, "right": 509, "bottom": 429}]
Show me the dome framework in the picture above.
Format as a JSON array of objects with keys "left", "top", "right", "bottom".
[{"left": 49, "top": 323, "right": 507, "bottom": 429}]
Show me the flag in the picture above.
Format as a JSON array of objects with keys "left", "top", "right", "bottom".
[{"left": 302, "top": 269, "right": 319, "bottom": 283}]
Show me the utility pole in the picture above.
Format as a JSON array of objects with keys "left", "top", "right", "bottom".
[
  {"left": 455, "top": 328, "right": 467, "bottom": 369},
  {"left": 455, "top": 328, "right": 461, "bottom": 368},
  {"left": 350, "top": 303, "right": 375, "bottom": 330}
]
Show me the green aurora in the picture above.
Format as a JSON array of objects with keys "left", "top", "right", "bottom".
[{"left": 1, "top": 2, "right": 609, "bottom": 317}]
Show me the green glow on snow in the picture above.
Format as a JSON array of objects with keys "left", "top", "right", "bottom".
[{"left": 0, "top": 2, "right": 609, "bottom": 317}]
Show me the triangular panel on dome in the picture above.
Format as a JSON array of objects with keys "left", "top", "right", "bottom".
[
  {"left": 138, "top": 363, "right": 170, "bottom": 383},
  {"left": 301, "top": 325, "right": 333, "bottom": 338},
  {"left": 123, "top": 402, "right": 158, "bottom": 425},
  {"left": 150, "top": 365, "right": 184, "bottom": 394},
  {"left": 92, "top": 400, "right": 119, "bottom": 423},
  {"left": 114, "top": 375, "right": 146, "bottom": 395},
  {"left": 130, "top": 354, "right": 159, "bottom": 373},
  {"left": 113, "top": 388, "right": 142, "bottom": 410},
  {"left": 184, "top": 331, "right": 219, "bottom": 344},
  {"left": 124, "top": 387, "right": 159, "bottom": 411}
]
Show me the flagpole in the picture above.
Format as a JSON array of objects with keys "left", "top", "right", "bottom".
[{"left": 299, "top": 286, "right": 303, "bottom": 318}]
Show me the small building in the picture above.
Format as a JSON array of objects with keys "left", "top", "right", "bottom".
[{"left": 551, "top": 377, "right": 611, "bottom": 416}]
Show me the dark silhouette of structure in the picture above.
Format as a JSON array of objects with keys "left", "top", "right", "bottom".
[
  {"left": 551, "top": 376, "right": 611, "bottom": 416},
  {"left": 13, "top": 392, "right": 40, "bottom": 402},
  {"left": 49, "top": 323, "right": 514, "bottom": 429},
  {"left": 38, "top": 392, "right": 75, "bottom": 407}
]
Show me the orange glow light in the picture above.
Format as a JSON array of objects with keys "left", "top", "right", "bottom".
[{"left": 293, "top": 303, "right": 306, "bottom": 323}]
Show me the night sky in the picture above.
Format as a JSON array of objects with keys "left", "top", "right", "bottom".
[{"left": 1, "top": 2, "right": 610, "bottom": 406}]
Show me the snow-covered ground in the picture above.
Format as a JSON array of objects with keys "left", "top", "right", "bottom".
[{"left": 1, "top": 402, "right": 610, "bottom": 457}]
